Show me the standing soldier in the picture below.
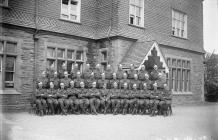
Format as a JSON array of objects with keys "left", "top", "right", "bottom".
[
  {"left": 85, "top": 72, "right": 96, "bottom": 89},
  {"left": 49, "top": 71, "right": 60, "bottom": 90},
  {"left": 150, "top": 82, "right": 161, "bottom": 116},
  {"left": 110, "top": 82, "right": 121, "bottom": 115},
  {"left": 57, "top": 83, "right": 70, "bottom": 115},
  {"left": 161, "top": 84, "right": 172, "bottom": 116},
  {"left": 105, "top": 64, "right": 113, "bottom": 80},
  {"left": 74, "top": 71, "right": 84, "bottom": 88},
  {"left": 138, "top": 65, "right": 149, "bottom": 89},
  {"left": 109, "top": 73, "right": 120, "bottom": 89},
  {"left": 116, "top": 64, "right": 124, "bottom": 80},
  {"left": 58, "top": 63, "right": 67, "bottom": 79},
  {"left": 78, "top": 82, "right": 89, "bottom": 114},
  {"left": 60, "top": 71, "right": 71, "bottom": 89},
  {"left": 150, "top": 65, "right": 160, "bottom": 82},
  {"left": 83, "top": 63, "right": 92, "bottom": 86},
  {"left": 37, "top": 71, "right": 49, "bottom": 89},
  {"left": 94, "top": 64, "right": 102, "bottom": 80},
  {"left": 67, "top": 81, "right": 80, "bottom": 114},
  {"left": 130, "top": 74, "right": 140, "bottom": 90},
  {"left": 129, "top": 83, "right": 140, "bottom": 115},
  {"left": 120, "top": 83, "right": 130, "bottom": 115},
  {"left": 88, "top": 82, "right": 101, "bottom": 115},
  {"left": 71, "top": 63, "right": 79, "bottom": 80},
  {"left": 35, "top": 82, "right": 47, "bottom": 116},
  {"left": 46, "top": 82, "right": 58, "bottom": 115},
  {"left": 127, "top": 64, "right": 137, "bottom": 80},
  {"left": 99, "top": 83, "right": 111, "bottom": 114},
  {"left": 97, "top": 73, "right": 109, "bottom": 89},
  {"left": 120, "top": 73, "right": 130, "bottom": 89}
]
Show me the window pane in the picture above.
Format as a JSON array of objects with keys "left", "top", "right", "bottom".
[
  {"left": 130, "top": 0, "right": 134, "bottom": 4},
  {"left": 5, "top": 57, "right": 15, "bottom": 71},
  {"left": 47, "top": 59, "right": 55, "bottom": 69},
  {"left": 70, "top": 0, "right": 78, "bottom": 15},
  {"left": 67, "top": 50, "right": 74, "bottom": 59},
  {"left": 61, "top": 14, "right": 69, "bottom": 19},
  {"left": 76, "top": 62, "right": 83, "bottom": 72},
  {"left": 130, "top": 15, "right": 134, "bottom": 24},
  {"left": 130, "top": 5, "right": 135, "bottom": 15},
  {"left": 57, "top": 49, "right": 65, "bottom": 58},
  {"left": 70, "top": 15, "right": 77, "bottom": 21},
  {"left": 67, "top": 61, "right": 73, "bottom": 73},
  {"left": 47, "top": 47, "right": 55, "bottom": 58},
  {"left": 57, "top": 60, "right": 65, "bottom": 71},
  {"left": 0, "top": 41, "right": 3, "bottom": 53},
  {"left": 136, "top": 17, "right": 141, "bottom": 25},
  {"left": 136, "top": 7, "right": 140, "bottom": 16},
  {"left": 101, "top": 51, "right": 107, "bottom": 61},
  {"left": 6, "top": 42, "right": 16, "bottom": 53},
  {"left": 62, "top": 0, "right": 69, "bottom": 5},
  {"left": 76, "top": 51, "right": 83, "bottom": 60},
  {"left": 135, "top": 0, "right": 140, "bottom": 6},
  {"left": 5, "top": 72, "right": 14, "bottom": 81}
]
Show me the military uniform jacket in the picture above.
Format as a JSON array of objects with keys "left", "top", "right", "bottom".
[
  {"left": 130, "top": 89, "right": 139, "bottom": 99},
  {"left": 71, "top": 68, "right": 79, "bottom": 79},
  {"left": 116, "top": 69, "right": 124, "bottom": 80},
  {"left": 82, "top": 69, "right": 92, "bottom": 79},
  {"left": 161, "top": 89, "right": 172, "bottom": 100},
  {"left": 150, "top": 90, "right": 161, "bottom": 100},
  {"left": 139, "top": 90, "right": 151, "bottom": 99},
  {"left": 105, "top": 69, "right": 113, "bottom": 80},
  {"left": 37, "top": 77, "right": 49, "bottom": 89},
  {"left": 130, "top": 79, "right": 140, "bottom": 89},
  {"left": 74, "top": 77, "right": 84, "bottom": 88},
  {"left": 109, "top": 79, "right": 120, "bottom": 89},
  {"left": 85, "top": 78, "right": 96, "bottom": 89},
  {"left": 94, "top": 69, "right": 102, "bottom": 80},
  {"left": 120, "top": 79, "right": 130, "bottom": 89},
  {"left": 140, "top": 79, "right": 152, "bottom": 90},
  {"left": 138, "top": 70, "right": 148, "bottom": 81},
  {"left": 97, "top": 79, "right": 109, "bottom": 89},
  {"left": 57, "top": 89, "right": 68, "bottom": 99},
  {"left": 35, "top": 88, "right": 46, "bottom": 99},
  {"left": 120, "top": 89, "right": 130, "bottom": 99},
  {"left": 150, "top": 70, "right": 160, "bottom": 81},
  {"left": 58, "top": 69, "right": 66, "bottom": 79},
  {"left": 99, "top": 89, "right": 110, "bottom": 99},
  {"left": 66, "top": 88, "right": 79, "bottom": 98},
  {"left": 87, "top": 88, "right": 100, "bottom": 99},
  {"left": 127, "top": 69, "right": 137, "bottom": 79},
  {"left": 46, "top": 88, "right": 57, "bottom": 98},
  {"left": 60, "top": 77, "right": 71, "bottom": 88},
  {"left": 49, "top": 77, "right": 60, "bottom": 89},
  {"left": 110, "top": 89, "right": 121, "bottom": 99},
  {"left": 78, "top": 88, "right": 88, "bottom": 99}
]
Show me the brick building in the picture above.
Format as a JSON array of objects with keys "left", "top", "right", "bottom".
[{"left": 0, "top": 0, "right": 205, "bottom": 111}]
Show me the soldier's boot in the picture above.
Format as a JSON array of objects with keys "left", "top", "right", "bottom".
[
  {"left": 113, "top": 107, "right": 118, "bottom": 115},
  {"left": 169, "top": 105, "right": 172, "bottom": 115}
]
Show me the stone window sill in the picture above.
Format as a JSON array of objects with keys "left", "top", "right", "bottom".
[
  {"left": 59, "top": 18, "right": 82, "bottom": 25},
  {"left": 172, "top": 91, "right": 193, "bottom": 95},
  {"left": 0, "top": 89, "right": 21, "bottom": 95}
]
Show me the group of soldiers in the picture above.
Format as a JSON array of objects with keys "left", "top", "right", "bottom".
[{"left": 34, "top": 63, "right": 172, "bottom": 117}]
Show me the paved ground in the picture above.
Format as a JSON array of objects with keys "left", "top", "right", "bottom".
[{"left": 1, "top": 103, "right": 218, "bottom": 140}]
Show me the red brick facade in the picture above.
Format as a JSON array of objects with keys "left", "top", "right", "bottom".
[{"left": 0, "top": 0, "right": 205, "bottom": 111}]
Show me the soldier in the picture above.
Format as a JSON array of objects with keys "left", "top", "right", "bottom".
[
  {"left": 116, "top": 64, "right": 124, "bottom": 80},
  {"left": 46, "top": 82, "right": 58, "bottom": 115},
  {"left": 138, "top": 65, "right": 149, "bottom": 89},
  {"left": 109, "top": 73, "right": 120, "bottom": 89},
  {"left": 94, "top": 64, "right": 102, "bottom": 80},
  {"left": 60, "top": 71, "right": 71, "bottom": 89},
  {"left": 120, "top": 73, "right": 130, "bottom": 89},
  {"left": 110, "top": 82, "right": 121, "bottom": 115},
  {"left": 71, "top": 63, "right": 79, "bottom": 80},
  {"left": 58, "top": 63, "right": 67, "bottom": 79},
  {"left": 129, "top": 83, "right": 140, "bottom": 115},
  {"left": 37, "top": 71, "right": 49, "bottom": 89},
  {"left": 85, "top": 72, "right": 96, "bottom": 89},
  {"left": 140, "top": 73, "right": 152, "bottom": 90},
  {"left": 74, "top": 71, "right": 84, "bottom": 88},
  {"left": 127, "top": 64, "right": 137, "bottom": 80},
  {"left": 78, "top": 82, "right": 89, "bottom": 114},
  {"left": 88, "top": 82, "right": 101, "bottom": 115},
  {"left": 105, "top": 64, "right": 113, "bottom": 80},
  {"left": 99, "top": 83, "right": 111, "bottom": 114},
  {"left": 97, "top": 73, "right": 109, "bottom": 89},
  {"left": 67, "top": 81, "right": 80, "bottom": 114},
  {"left": 57, "top": 83, "right": 70, "bottom": 115},
  {"left": 49, "top": 71, "right": 60, "bottom": 90},
  {"left": 83, "top": 63, "right": 92, "bottom": 80},
  {"left": 150, "top": 82, "right": 161, "bottom": 116},
  {"left": 35, "top": 82, "right": 47, "bottom": 116},
  {"left": 138, "top": 83, "right": 151, "bottom": 114},
  {"left": 130, "top": 74, "right": 140, "bottom": 90},
  {"left": 150, "top": 65, "right": 160, "bottom": 81},
  {"left": 161, "top": 84, "right": 172, "bottom": 116},
  {"left": 120, "top": 83, "right": 130, "bottom": 115}
]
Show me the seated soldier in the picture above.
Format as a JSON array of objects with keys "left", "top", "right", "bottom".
[
  {"left": 97, "top": 73, "right": 109, "bottom": 89},
  {"left": 78, "top": 82, "right": 89, "bottom": 114},
  {"left": 37, "top": 71, "right": 49, "bottom": 89},
  {"left": 85, "top": 72, "right": 96, "bottom": 89},
  {"left": 67, "top": 81, "right": 80, "bottom": 114},
  {"left": 74, "top": 71, "right": 84, "bottom": 88},
  {"left": 49, "top": 71, "right": 60, "bottom": 90},
  {"left": 138, "top": 83, "right": 151, "bottom": 115},
  {"left": 120, "top": 73, "right": 130, "bottom": 89},
  {"left": 46, "top": 82, "right": 58, "bottom": 115},
  {"left": 120, "top": 83, "right": 131, "bottom": 115},
  {"left": 88, "top": 82, "right": 101, "bottom": 115},
  {"left": 60, "top": 71, "right": 71, "bottom": 89},
  {"left": 94, "top": 64, "right": 102, "bottom": 80},
  {"left": 140, "top": 73, "right": 152, "bottom": 90},
  {"left": 129, "top": 83, "right": 140, "bottom": 115},
  {"left": 105, "top": 64, "right": 113, "bottom": 80},
  {"left": 110, "top": 82, "right": 121, "bottom": 115},
  {"left": 57, "top": 83, "right": 70, "bottom": 115},
  {"left": 35, "top": 82, "right": 47, "bottom": 116},
  {"left": 130, "top": 74, "right": 140, "bottom": 90},
  {"left": 71, "top": 63, "right": 79, "bottom": 80},
  {"left": 127, "top": 64, "right": 137, "bottom": 80},
  {"left": 161, "top": 84, "right": 173, "bottom": 116},
  {"left": 150, "top": 82, "right": 161, "bottom": 116},
  {"left": 99, "top": 83, "right": 111, "bottom": 114},
  {"left": 58, "top": 63, "right": 67, "bottom": 79},
  {"left": 116, "top": 64, "right": 124, "bottom": 80},
  {"left": 82, "top": 63, "right": 92, "bottom": 80},
  {"left": 109, "top": 73, "right": 120, "bottom": 89}
]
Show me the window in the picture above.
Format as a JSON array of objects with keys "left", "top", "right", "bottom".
[
  {"left": 166, "top": 57, "right": 191, "bottom": 92},
  {"left": 46, "top": 47, "right": 84, "bottom": 73},
  {"left": 99, "top": 49, "right": 108, "bottom": 70},
  {"left": 129, "top": 0, "right": 144, "bottom": 27},
  {"left": 61, "top": 0, "right": 81, "bottom": 22},
  {"left": 0, "top": 0, "right": 8, "bottom": 7},
  {"left": 172, "top": 9, "right": 187, "bottom": 38},
  {"left": 0, "top": 41, "right": 17, "bottom": 89}
]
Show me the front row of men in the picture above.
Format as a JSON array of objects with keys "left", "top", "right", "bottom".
[{"left": 34, "top": 79, "right": 172, "bottom": 117}]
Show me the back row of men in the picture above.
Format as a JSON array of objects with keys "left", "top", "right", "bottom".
[{"left": 37, "top": 63, "right": 165, "bottom": 90}]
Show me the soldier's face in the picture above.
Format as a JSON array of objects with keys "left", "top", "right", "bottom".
[
  {"left": 124, "top": 84, "right": 127, "bottom": 89},
  {"left": 141, "top": 66, "right": 145, "bottom": 70},
  {"left": 143, "top": 85, "right": 147, "bottom": 89},
  {"left": 118, "top": 65, "right": 122, "bottom": 69},
  {"left": 77, "top": 74, "right": 81, "bottom": 78},
  {"left": 113, "top": 84, "right": 117, "bottom": 89},
  {"left": 133, "top": 85, "right": 137, "bottom": 89},
  {"left": 92, "top": 83, "right": 96, "bottom": 88},
  {"left": 154, "top": 65, "right": 158, "bottom": 70},
  {"left": 50, "top": 83, "right": 54, "bottom": 88},
  {"left": 64, "top": 73, "right": 68, "bottom": 78},
  {"left": 134, "top": 75, "right": 138, "bottom": 80},
  {"left": 38, "top": 84, "right": 42, "bottom": 88},
  {"left": 103, "top": 84, "right": 107, "bottom": 89},
  {"left": 102, "top": 74, "right": 105, "bottom": 79},
  {"left": 80, "top": 83, "right": 84, "bottom": 88},
  {"left": 70, "top": 83, "right": 74, "bottom": 87},
  {"left": 130, "top": 65, "right": 134, "bottom": 70},
  {"left": 54, "top": 73, "right": 58, "bottom": 77},
  {"left": 87, "top": 64, "right": 90, "bottom": 69},
  {"left": 123, "top": 74, "right": 127, "bottom": 79},
  {"left": 42, "top": 73, "right": 46, "bottom": 77},
  {"left": 113, "top": 74, "right": 116, "bottom": 79},
  {"left": 60, "top": 84, "right": 64, "bottom": 89}
]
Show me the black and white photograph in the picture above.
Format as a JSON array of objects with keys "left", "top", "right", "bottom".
[{"left": 0, "top": 0, "right": 218, "bottom": 140}]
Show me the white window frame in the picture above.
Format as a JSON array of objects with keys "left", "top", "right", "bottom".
[
  {"left": 0, "top": 0, "right": 8, "bottom": 7},
  {"left": 60, "top": 0, "right": 81, "bottom": 23},
  {"left": 129, "top": 0, "right": 144, "bottom": 27},
  {"left": 172, "top": 9, "right": 187, "bottom": 38}
]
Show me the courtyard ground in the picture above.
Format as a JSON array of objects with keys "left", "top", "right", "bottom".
[{"left": 0, "top": 103, "right": 218, "bottom": 140}]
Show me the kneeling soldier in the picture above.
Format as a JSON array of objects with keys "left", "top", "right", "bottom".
[
  {"left": 120, "top": 83, "right": 130, "bottom": 115},
  {"left": 47, "top": 82, "right": 58, "bottom": 115},
  {"left": 57, "top": 83, "right": 70, "bottom": 115},
  {"left": 67, "top": 81, "right": 80, "bottom": 114},
  {"left": 99, "top": 83, "right": 111, "bottom": 114},
  {"left": 89, "top": 82, "right": 101, "bottom": 115},
  {"left": 78, "top": 82, "right": 89, "bottom": 114},
  {"left": 35, "top": 82, "right": 47, "bottom": 116},
  {"left": 110, "top": 82, "right": 121, "bottom": 115}
]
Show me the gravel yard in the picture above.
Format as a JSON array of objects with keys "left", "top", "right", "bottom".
[{"left": 1, "top": 103, "right": 218, "bottom": 140}]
